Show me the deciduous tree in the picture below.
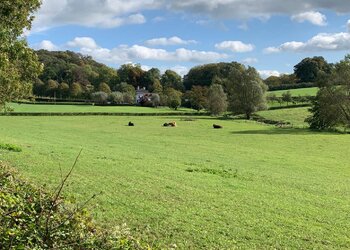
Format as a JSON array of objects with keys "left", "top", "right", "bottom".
[
  {"left": 187, "top": 86, "right": 208, "bottom": 111},
  {"left": 281, "top": 91, "right": 292, "bottom": 106},
  {"left": 69, "top": 82, "right": 83, "bottom": 98},
  {"left": 307, "top": 55, "right": 350, "bottom": 130},
  {"left": 225, "top": 64, "right": 267, "bottom": 119},
  {"left": 294, "top": 56, "right": 331, "bottom": 83},
  {"left": 208, "top": 84, "right": 227, "bottom": 116},
  {"left": 165, "top": 88, "right": 182, "bottom": 110},
  {"left": 98, "top": 82, "right": 111, "bottom": 94},
  {"left": 0, "top": 0, "right": 43, "bottom": 110},
  {"left": 161, "top": 70, "right": 184, "bottom": 91}
]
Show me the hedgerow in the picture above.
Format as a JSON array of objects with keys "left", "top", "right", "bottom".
[{"left": 0, "top": 161, "right": 150, "bottom": 249}]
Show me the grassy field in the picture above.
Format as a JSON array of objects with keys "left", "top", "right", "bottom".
[
  {"left": 257, "top": 107, "right": 311, "bottom": 127},
  {"left": 6, "top": 103, "right": 196, "bottom": 113},
  {"left": 269, "top": 87, "right": 318, "bottom": 97},
  {"left": 0, "top": 115, "right": 349, "bottom": 249}
]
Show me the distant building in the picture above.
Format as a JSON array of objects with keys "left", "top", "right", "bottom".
[{"left": 136, "top": 86, "right": 150, "bottom": 104}]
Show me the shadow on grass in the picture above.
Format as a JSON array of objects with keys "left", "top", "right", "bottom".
[{"left": 230, "top": 127, "right": 343, "bottom": 135}]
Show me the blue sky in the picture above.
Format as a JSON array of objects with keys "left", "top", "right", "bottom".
[{"left": 27, "top": 0, "right": 350, "bottom": 78}]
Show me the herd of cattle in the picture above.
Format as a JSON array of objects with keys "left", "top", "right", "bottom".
[{"left": 128, "top": 121, "right": 223, "bottom": 129}]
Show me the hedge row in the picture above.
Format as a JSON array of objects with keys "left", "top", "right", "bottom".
[
  {"left": 16, "top": 101, "right": 92, "bottom": 105},
  {"left": 0, "top": 112, "right": 210, "bottom": 116},
  {"left": 250, "top": 114, "right": 292, "bottom": 126},
  {"left": 268, "top": 103, "right": 312, "bottom": 110},
  {"left": 0, "top": 161, "right": 150, "bottom": 249},
  {"left": 268, "top": 82, "right": 317, "bottom": 91},
  {"left": 15, "top": 101, "right": 136, "bottom": 106},
  {"left": 34, "top": 97, "right": 90, "bottom": 103}
]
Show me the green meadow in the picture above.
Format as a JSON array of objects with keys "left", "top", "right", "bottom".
[
  {"left": 257, "top": 107, "right": 311, "bottom": 127},
  {"left": 269, "top": 87, "right": 318, "bottom": 97},
  {"left": 1, "top": 112, "right": 350, "bottom": 248},
  {"left": 6, "top": 103, "right": 196, "bottom": 113}
]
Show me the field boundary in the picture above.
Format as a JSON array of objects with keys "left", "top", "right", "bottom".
[
  {"left": 268, "top": 103, "right": 311, "bottom": 110},
  {"left": 0, "top": 112, "right": 210, "bottom": 116}
]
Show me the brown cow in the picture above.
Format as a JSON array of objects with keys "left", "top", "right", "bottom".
[
  {"left": 163, "top": 121, "right": 177, "bottom": 127},
  {"left": 168, "top": 121, "right": 177, "bottom": 127}
]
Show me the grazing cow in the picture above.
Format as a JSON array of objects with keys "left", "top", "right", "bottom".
[
  {"left": 168, "top": 121, "right": 177, "bottom": 127},
  {"left": 128, "top": 121, "right": 134, "bottom": 126},
  {"left": 163, "top": 121, "right": 177, "bottom": 127},
  {"left": 213, "top": 124, "right": 223, "bottom": 129}
]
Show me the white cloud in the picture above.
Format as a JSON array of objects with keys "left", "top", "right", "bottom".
[
  {"left": 265, "top": 33, "right": 350, "bottom": 53},
  {"left": 140, "top": 65, "right": 152, "bottom": 71},
  {"left": 31, "top": 1, "right": 350, "bottom": 32},
  {"left": 242, "top": 57, "right": 258, "bottom": 64},
  {"left": 61, "top": 37, "right": 228, "bottom": 64},
  {"left": 96, "top": 13, "right": 146, "bottom": 28},
  {"left": 32, "top": 0, "right": 155, "bottom": 31},
  {"left": 169, "top": 66, "right": 189, "bottom": 76},
  {"left": 215, "top": 41, "right": 254, "bottom": 52},
  {"left": 258, "top": 70, "right": 281, "bottom": 79},
  {"left": 35, "top": 40, "right": 58, "bottom": 51},
  {"left": 167, "top": 0, "right": 350, "bottom": 19},
  {"left": 291, "top": 11, "right": 327, "bottom": 26},
  {"left": 264, "top": 20, "right": 350, "bottom": 53},
  {"left": 67, "top": 37, "right": 98, "bottom": 49},
  {"left": 145, "top": 36, "right": 197, "bottom": 46}
]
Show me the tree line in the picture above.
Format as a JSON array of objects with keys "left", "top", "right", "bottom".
[
  {"left": 1, "top": 0, "right": 348, "bottom": 128},
  {"left": 32, "top": 52, "right": 268, "bottom": 117}
]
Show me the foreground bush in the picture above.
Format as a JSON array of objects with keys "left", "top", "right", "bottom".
[{"left": 0, "top": 161, "right": 149, "bottom": 249}]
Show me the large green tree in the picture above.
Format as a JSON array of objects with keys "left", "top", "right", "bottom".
[
  {"left": 307, "top": 55, "right": 350, "bottom": 129},
  {"left": 208, "top": 84, "right": 227, "bottom": 116},
  {"left": 294, "top": 56, "right": 331, "bottom": 83},
  {"left": 161, "top": 70, "right": 184, "bottom": 91},
  {"left": 225, "top": 63, "right": 267, "bottom": 119},
  {"left": 143, "top": 68, "right": 161, "bottom": 90},
  {"left": 183, "top": 62, "right": 241, "bottom": 90},
  {"left": 186, "top": 86, "right": 208, "bottom": 111},
  {"left": 164, "top": 87, "right": 182, "bottom": 110},
  {"left": 117, "top": 64, "right": 145, "bottom": 88},
  {"left": 0, "top": 0, "right": 43, "bottom": 110}
]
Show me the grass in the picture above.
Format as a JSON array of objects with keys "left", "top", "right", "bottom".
[
  {"left": 0, "top": 115, "right": 349, "bottom": 248},
  {"left": 269, "top": 87, "right": 318, "bottom": 97},
  {"left": 257, "top": 107, "right": 311, "bottom": 127},
  {"left": 6, "top": 103, "right": 197, "bottom": 113},
  {"left": 0, "top": 142, "right": 22, "bottom": 152}
]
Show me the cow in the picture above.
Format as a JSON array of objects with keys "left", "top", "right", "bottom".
[
  {"left": 163, "top": 121, "right": 177, "bottom": 127},
  {"left": 213, "top": 124, "right": 223, "bottom": 129},
  {"left": 168, "top": 121, "right": 177, "bottom": 127},
  {"left": 128, "top": 121, "right": 134, "bottom": 126}
]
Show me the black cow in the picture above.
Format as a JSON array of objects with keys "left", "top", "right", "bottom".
[
  {"left": 213, "top": 124, "right": 223, "bottom": 129},
  {"left": 128, "top": 122, "right": 134, "bottom": 126}
]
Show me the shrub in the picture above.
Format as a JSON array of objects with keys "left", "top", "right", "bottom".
[
  {"left": 0, "top": 162, "right": 150, "bottom": 249},
  {"left": 150, "top": 94, "right": 160, "bottom": 107},
  {"left": 108, "top": 92, "right": 124, "bottom": 104},
  {"left": 122, "top": 92, "right": 135, "bottom": 105},
  {"left": 98, "top": 82, "right": 112, "bottom": 94},
  {"left": 91, "top": 91, "right": 108, "bottom": 104}
]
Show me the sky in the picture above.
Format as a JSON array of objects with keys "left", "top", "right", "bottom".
[{"left": 27, "top": 0, "right": 350, "bottom": 78}]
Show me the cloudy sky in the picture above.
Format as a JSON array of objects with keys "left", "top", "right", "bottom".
[{"left": 27, "top": 0, "right": 350, "bottom": 78}]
